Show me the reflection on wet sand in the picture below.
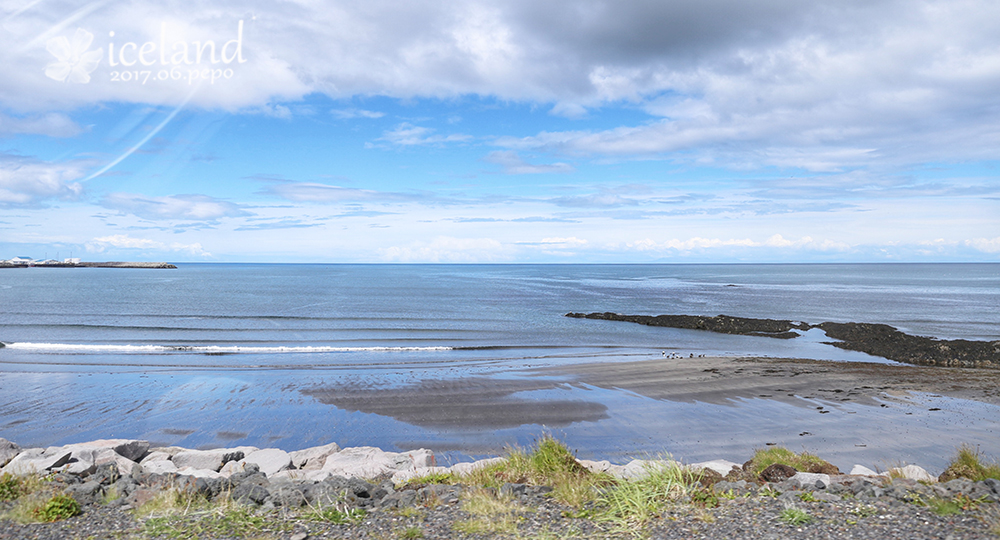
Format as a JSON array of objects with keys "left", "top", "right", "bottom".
[{"left": 302, "top": 377, "right": 608, "bottom": 429}]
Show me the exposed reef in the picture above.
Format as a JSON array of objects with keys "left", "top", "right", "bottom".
[{"left": 565, "top": 312, "right": 1000, "bottom": 368}]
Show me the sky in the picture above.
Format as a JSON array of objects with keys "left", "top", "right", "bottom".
[{"left": 1, "top": 0, "right": 998, "bottom": 263}]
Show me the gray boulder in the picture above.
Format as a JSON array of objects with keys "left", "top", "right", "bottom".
[
  {"left": 289, "top": 442, "right": 341, "bottom": 470},
  {"left": 172, "top": 447, "right": 256, "bottom": 472},
  {"left": 788, "top": 472, "right": 832, "bottom": 490},
  {"left": 0, "top": 447, "right": 72, "bottom": 476},
  {"left": 0, "top": 438, "right": 20, "bottom": 468},
  {"left": 322, "top": 447, "right": 434, "bottom": 479},
  {"left": 242, "top": 448, "right": 292, "bottom": 477}
]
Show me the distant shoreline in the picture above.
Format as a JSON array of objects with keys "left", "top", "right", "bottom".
[{"left": 0, "top": 261, "right": 176, "bottom": 269}]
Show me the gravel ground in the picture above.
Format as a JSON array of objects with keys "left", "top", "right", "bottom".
[{"left": 1, "top": 490, "right": 997, "bottom": 540}]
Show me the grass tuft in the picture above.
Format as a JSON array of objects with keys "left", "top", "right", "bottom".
[
  {"left": 0, "top": 473, "right": 23, "bottom": 502},
  {"left": 33, "top": 493, "right": 80, "bottom": 522},
  {"left": 399, "top": 526, "right": 424, "bottom": 539},
  {"left": 746, "top": 447, "right": 832, "bottom": 476},
  {"left": 459, "top": 435, "right": 610, "bottom": 508},
  {"left": 593, "top": 461, "right": 703, "bottom": 532},
  {"left": 779, "top": 506, "right": 813, "bottom": 526},
  {"left": 453, "top": 488, "right": 524, "bottom": 535},
  {"left": 939, "top": 444, "right": 1000, "bottom": 482}
]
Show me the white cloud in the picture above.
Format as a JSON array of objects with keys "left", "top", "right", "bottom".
[
  {"left": 101, "top": 193, "right": 249, "bottom": 220},
  {"left": 260, "top": 181, "right": 429, "bottom": 204},
  {"left": 483, "top": 150, "right": 573, "bottom": 174},
  {"left": 378, "top": 123, "right": 472, "bottom": 146},
  {"left": 0, "top": 155, "right": 86, "bottom": 206},
  {"left": 379, "top": 236, "right": 511, "bottom": 262},
  {"left": 0, "top": 112, "right": 81, "bottom": 137},
  {"left": 85, "top": 234, "right": 211, "bottom": 256},
  {"left": 2, "top": 0, "right": 999, "bottom": 172},
  {"left": 624, "top": 235, "right": 851, "bottom": 253},
  {"left": 331, "top": 108, "right": 385, "bottom": 119},
  {"left": 966, "top": 237, "right": 1000, "bottom": 253}
]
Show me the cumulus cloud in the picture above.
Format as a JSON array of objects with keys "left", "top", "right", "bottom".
[
  {"left": 85, "top": 234, "right": 211, "bottom": 256},
  {"left": 101, "top": 193, "right": 249, "bottom": 220},
  {"left": 379, "top": 236, "right": 511, "bottom": 262},
  {"left": 0, "top": 154, "right": 86, "bottom": 206},
  {"left": 3, "top": 0, "right": 999, "bottom": 170}
]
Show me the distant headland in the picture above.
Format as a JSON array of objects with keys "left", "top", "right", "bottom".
[{"left": 0, "top": 257, "right": 175, "bottom": 269}]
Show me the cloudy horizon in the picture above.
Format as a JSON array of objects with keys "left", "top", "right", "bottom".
[{"left": 1, "top": 0, "right": 998, "bottom": 262}]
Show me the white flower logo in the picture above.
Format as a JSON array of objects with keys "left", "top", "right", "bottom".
[{"left": 45, "top": 28, "right": 103, "bottom": 83}]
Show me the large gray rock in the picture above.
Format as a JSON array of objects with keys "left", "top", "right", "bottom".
[
  {"left": 850, "top": 464, "right": 881, "bottom": 476},
  {"left": 689, "top": 459, "right": 742, "bottom": 477},
  {"left": 322, "top": 447, "right": 434, "bottom": 479},
  {"left": 289, "top": 442, "right": 341, "bottom": 470},
  {"left": 0, "top": 438, "right": 20, "bottom": 468},
  {"left": 0, "top": 447, "right": 72, "bottom": 476},
  {"left": 142, "top": 459, "right": 180, "bottom": 475},
  {"left": 140, "top": 451, "right": 174, "bottom": 465},
  {"left": 789, "top": 472, "right": 832, "bottom": 489},
  {"left": 889, "top": 464, "right": 936, "bottom": 482},
  {"left": 242, "top": 448, "right": 292, "bottom": 477},
  {"left": 172, "top": 447, "right": 257, "bottom": 472}
]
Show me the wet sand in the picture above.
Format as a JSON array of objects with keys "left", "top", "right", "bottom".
[
  {"left": 305, "top": 355, "right": 1000, "bottom": 430},
  {"left": 534, "top": 355, "right": 1000, "bottom": 408}
]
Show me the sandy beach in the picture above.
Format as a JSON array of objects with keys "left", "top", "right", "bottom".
[{"left": 536, "top": 355, "right": 1000, "bottom": 408}]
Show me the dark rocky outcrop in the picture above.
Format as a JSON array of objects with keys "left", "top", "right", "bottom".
[
  {"left": 566, "top": 312, "right": 1000, "bottom": 368},
  {"left": 564, "top": 312, "right": 807, "bottom": 339}
]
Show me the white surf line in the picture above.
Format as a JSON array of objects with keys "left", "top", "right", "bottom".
[{"left": 2, "top": 342, "right": 454, "bottom": 353}]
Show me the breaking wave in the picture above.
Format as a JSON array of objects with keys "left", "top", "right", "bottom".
[{"left": 0, "top": 342, "right": 454, "bottom": 354}]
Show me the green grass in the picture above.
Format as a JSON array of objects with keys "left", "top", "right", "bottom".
[
  {"left": 459, "top": 435, "right": 612, "bottom": 508},
  {"left": 400, "top": 471, "right": 455, "bottom": 488},
  {"left": 0, "top": 473, "right": 22, "bottom": 502},
  {"left": 135, "top": 487, "right": 294, "bottom": 540},
  {"left": 592, "top": 461, "right": 703, "bottom": 532},
  {"left": 926, "top": 498, "right": 963, "bottom": 516},
  {"left": 851, "top": 504, "right": 878, "bottom": 518},
  {"left": 940, "top": 445, "right": 1000, "bottom": 482},
  {"left": 305, "top": 505, "right": 367, "bottom": 524},
  {"left": 452, "top": 488, "right": 525, "bottom": 535},
  {"left": 1, "top": 474, "right": 80, "bottom": 524},
  {"left": 746, "top": 447, "right": 832, "bottom": 476},
  {"left": 399, "top": 526, "right": 424, "bottom": 539},
  {"left": 779, "top": 507, "right": 813, "bottom": 526},
  {"left": 34, "top": 494, "right": 80, "bottom": 522},
  {"left": 798, "top": 492, "right": 818, "bottom": 503}
]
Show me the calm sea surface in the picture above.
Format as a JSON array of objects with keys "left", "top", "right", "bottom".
[{"left": 1, "top": 263, "right": 998, "bottom": 469}]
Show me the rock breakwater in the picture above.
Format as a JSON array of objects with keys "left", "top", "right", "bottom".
[
  {"left": 566, "top": 312, "right": 1000, "bottom": 368},
  {"left": 3, "top": 437, "right": 999, "bottom": 539}
]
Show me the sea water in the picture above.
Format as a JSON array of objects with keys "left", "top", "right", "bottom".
[{"left": 1, "top": 263, "right": 998, "bottom": 470}]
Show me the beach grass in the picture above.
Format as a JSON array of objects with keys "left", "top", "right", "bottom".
[
  {"left": 940, "top": 444, "right": 1000, "bottom": 482},
  {"left": 460, "top": 435, "right": 612, "bottom": 508},
  {"left": 779, "top": 506, "right": 813, "bottom": 525},
  {"left": 0, "top": 473, "right": 81, "bottom": 524},
  {"left": 453, "top": 488, "right": 525, "bottom": 535},
  {"left": 591, "top": 460, "right": 703, "bottom": 533},
  {"left": 746, "top": 446, "right": 833, "bottom": 476}
]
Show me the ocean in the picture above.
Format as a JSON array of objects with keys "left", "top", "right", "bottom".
[{"left": 1, "top": 263, "right": 998, "bottom": 470}]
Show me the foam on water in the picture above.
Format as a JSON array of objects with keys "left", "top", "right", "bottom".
[{"left": 1, "top": 342, "right": 453, "bottom": 354}]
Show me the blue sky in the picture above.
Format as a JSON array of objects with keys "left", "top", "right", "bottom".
[{"left": 1, "top": 0, "right": 998, "bottom": 262}]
